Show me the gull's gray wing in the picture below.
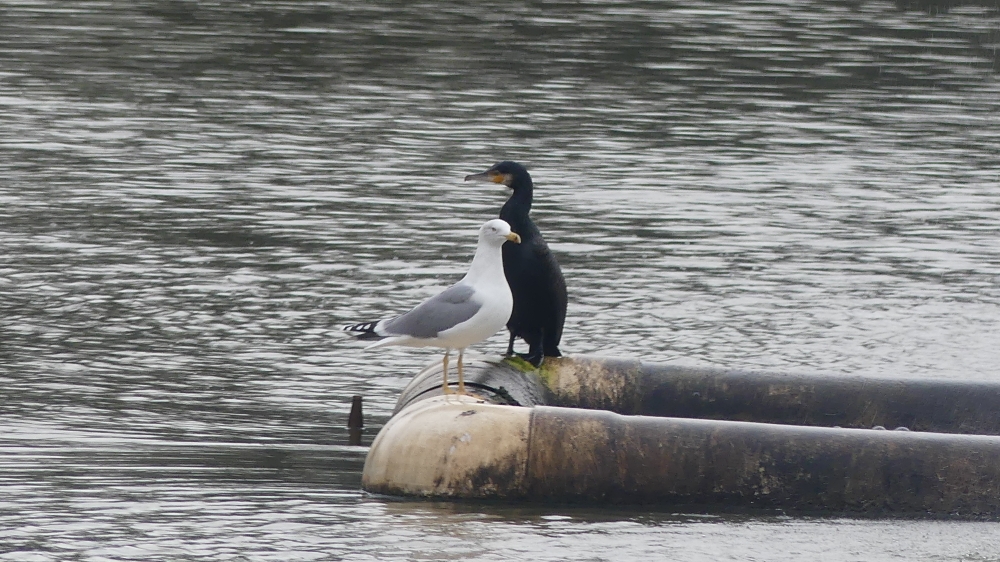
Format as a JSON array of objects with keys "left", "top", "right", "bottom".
[{"left": 381, "top": 283, "right": 481, "bottom": 338}]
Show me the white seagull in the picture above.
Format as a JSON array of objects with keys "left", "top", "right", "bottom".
[{"left": 344, "top": 219, "right": 521, "bottom": 395}]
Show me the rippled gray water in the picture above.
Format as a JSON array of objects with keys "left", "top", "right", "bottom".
[{"left": 2, "top": 1, "right": 1000, "bottom": 559}]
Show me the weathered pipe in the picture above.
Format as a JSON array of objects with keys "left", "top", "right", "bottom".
[
  {"left": 391, "top": 355, "right": 546, "bottom": 414},
  {"left": 394, "top": 355, "right": 1000, "bottom": 435},
  {"left": 538, "top": 356, "right": 1000, "bottom": 435},
  {"left": 362, "top": 398, "right": 1000, "bottom": 516},
  {"left": 363, "top": 355, "right": 1000, "bottom": 514}
]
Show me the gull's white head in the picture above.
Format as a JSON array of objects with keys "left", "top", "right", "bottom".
[{"left": 479, "top": 218, "right": 521, "bottom": 246}]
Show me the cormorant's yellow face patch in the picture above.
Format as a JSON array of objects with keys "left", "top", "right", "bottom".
[{"left": 491, "top": 172, "right": 512, "bottom": 185}]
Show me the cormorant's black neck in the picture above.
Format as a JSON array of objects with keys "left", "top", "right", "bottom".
[{"left": 499, "top": 176, "right": 533, "bottom": 226}]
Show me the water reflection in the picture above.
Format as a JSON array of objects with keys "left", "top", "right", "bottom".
[{"left": 2, "top": 0, "right": 999, "bottom": 559}]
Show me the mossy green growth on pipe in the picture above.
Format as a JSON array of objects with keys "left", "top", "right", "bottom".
[
  {"left": 501, "top": 356, "right": 560, "bottom": 390},
  {"left": 501, "top": 356, "right": 536, "bottom": 373}
]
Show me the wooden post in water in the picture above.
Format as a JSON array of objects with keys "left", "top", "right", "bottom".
[{"left": 348, "top": 395, "right": 363, "bottom": 446}]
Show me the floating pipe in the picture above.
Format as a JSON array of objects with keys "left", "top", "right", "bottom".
[
  {"left": 391, "top": 355, "right": 545, "bottom": 414},
  {"left": 393, "top": 355, "right": 1000, "bottom": 435},
  {"left": 363, "top": 355, "right": 1000, "bottom": 515},
  {"left": 536, "top": 356, "right": 1000, "bottom": 435},
  {"left": 363, "top": 397, "right": 1000, "bottom": 516}
]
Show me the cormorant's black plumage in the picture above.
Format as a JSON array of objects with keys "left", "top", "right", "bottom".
[{"left": 465, "top": 161, "right": 567, "bottom": 366}]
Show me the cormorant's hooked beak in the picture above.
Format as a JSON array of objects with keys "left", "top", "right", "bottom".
[
  {"left": 465, "top": 170, "right": 512, "bottom": 186},
  {"left": 505, "top": 232, "right": 521, "bottom": 244}
]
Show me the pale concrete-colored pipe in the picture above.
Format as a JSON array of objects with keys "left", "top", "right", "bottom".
[{"left": 363, "top": 396, "right": 1000, "bottom": 516}]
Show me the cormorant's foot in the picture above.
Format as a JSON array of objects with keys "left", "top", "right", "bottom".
[
  {"left": 505, "top": 333, "right": 517, "bottom": 357},
  {"left": 516, "top": 352, "right": 544, "bottom": 368}
]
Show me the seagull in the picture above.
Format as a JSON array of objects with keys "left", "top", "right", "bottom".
[
  {"left": 343, "top": 219, "right": 521, "bottom": 396},
  {"left": 465, "top": 161, "right": 567, "bottom": 367}
]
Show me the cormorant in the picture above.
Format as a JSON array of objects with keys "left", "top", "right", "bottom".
[
  {"left": 465, "top": 161, "right": 567, "bottom": 367},
  {"left": 344, "top": 219, "right": 521, "bottom": 395}
]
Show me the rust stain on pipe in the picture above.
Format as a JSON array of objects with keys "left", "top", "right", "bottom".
[
  {"left": 365, "top": 356, "right": 1000, "bottom": 515},
  {"left": 535, "top": 356, "right": 1000, "bottom": 435},
  {"left": 525, "top": 406, "right": 1000, "bottom": 515}
]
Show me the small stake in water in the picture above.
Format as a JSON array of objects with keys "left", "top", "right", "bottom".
[{"left": 348, "top": 395, "right": 363, "bottom": 446}]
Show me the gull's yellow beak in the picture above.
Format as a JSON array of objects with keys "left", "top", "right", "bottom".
[{"left": 506, "top": 232, "right": 521, "bottom": 244}]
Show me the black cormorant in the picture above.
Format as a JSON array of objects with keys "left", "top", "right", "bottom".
[{"left": 465, "top": 161, "right": 567, "bottom": 367}]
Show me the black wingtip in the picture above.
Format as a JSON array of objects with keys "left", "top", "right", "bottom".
[{"left": 343, "top": 321, "right": 381, "bottom": 340}]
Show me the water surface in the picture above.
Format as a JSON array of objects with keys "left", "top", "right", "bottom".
[{"left": 2, "top": 1, "right": 1000, "bottom": 559}]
